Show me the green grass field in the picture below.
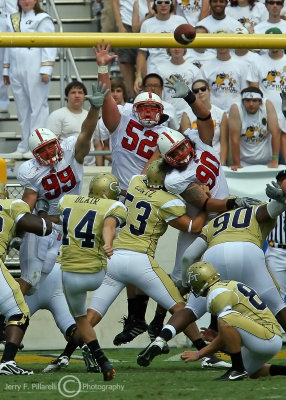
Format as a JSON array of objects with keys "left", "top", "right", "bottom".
[{"left": 1, "top": 348, "right": 286, "bottom": 400}]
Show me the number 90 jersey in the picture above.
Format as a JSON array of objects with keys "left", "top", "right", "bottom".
[
  {"left": 164, "top": 129, "right": 229, "bottom": 212},
  {"left": 202, "top": 204, "right": 276, "bottom": 250},
  {"left": 110, "top": 110, "right": 167, "bottom": 191},
  {"left": 17, "top": 137, "right": 83, "bottom": 215},
  {"left": 114, "top": 175, "right": 187, "bottom": 257}
]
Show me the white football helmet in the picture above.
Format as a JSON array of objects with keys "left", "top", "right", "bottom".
[
  {"left": 29, "top": 128, "right": 63, "bottom": 167},
  {"left": 157, "top": 128, "right": 195, "bottom": 168},
  {"left": 133, "top": 92, "right": 164, "bottom": 127}
]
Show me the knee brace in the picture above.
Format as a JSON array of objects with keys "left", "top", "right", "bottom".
[
  {"left": 65, "top": 324, "right": 77, "bottom": 342},
  {"left": 6, "top": 313, "right": 29, "bottom": 332}
]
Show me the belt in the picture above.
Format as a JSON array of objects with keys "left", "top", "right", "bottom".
[{"left": 268, "top": 241, "right": 286, "bottom": 249}]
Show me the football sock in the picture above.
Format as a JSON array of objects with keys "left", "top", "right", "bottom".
[
  {"left": 1, "top": 342, "right": 18, "bottom": 362},
  {"left": 87, "top": 339, "right": 108, "bottom": 367},
  {"left": 160, "top": 328, "right": 174, "bottom": 342},
  {"left": 230, "top": 351, "right": 245, "bottom": 372},
  {"left": 270, "top": 364, "right": 286, "bottom": 376},
  {"left": 151, "top": 309, "right": 167, "bottom": 326},
  {"left": 134, "top": 295, "right": 149, "bottom": 320},
  {"left": 193, "top": 338, "right": 207, "bottom": 350}
]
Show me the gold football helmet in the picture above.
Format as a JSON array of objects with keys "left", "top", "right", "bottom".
[
  {"left": 0, "top": 182, "right": 9, "bottom": 199},
  {"left": 146, "top": 159, "right": 166, "bottom": 189},
  {"left": 88, "top": 173, "right": 120, "bottom": 200},
  {"left": 187, "top": 261, "right": 220, "bottom": 297}
]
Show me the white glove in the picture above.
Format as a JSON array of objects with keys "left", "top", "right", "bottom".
[
  {"left": 164, "top": 74, "right": 190, "bottom": 98},
  {"left": 234, "top": 197, "right": 262, "bottom": 208},
  {"left": 85, "top": 81, "right": 110, "bottom": 109},
  {"left": 266, "top": 181, "right": 286, "bottom": 203}
]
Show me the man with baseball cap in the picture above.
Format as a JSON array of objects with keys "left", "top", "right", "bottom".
[
  {"left": 229, "top": 86, "right": 280, "bottom": 170},
  {"left": 265, "top": 169, "right": 286, "bottom": 303}
]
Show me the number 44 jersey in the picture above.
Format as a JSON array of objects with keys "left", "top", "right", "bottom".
[{"left": 17, "top": 137, "right": 83, "bottom": 215}]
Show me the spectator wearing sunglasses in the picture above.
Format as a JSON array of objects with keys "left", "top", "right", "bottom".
[
  {"left": 229, "top": 86, "right": 280, "bottom": 170},
  {"left": 134, "top": 0, "right": 186, "bottom": 93},
  {"left": 225, "top": 0, "right": 268, "bottom": 33},
  {"left": 254, "top": 0, "right": 286, "bottom": 35},
  {"left": 180, "top": 79, "right": 229, "bottom": 165}
]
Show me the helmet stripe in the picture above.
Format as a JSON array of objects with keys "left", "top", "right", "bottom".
[
  {"left": 161, "top": 131, "right": 175, "bottom": 143},
  {"left": 35, "top": 129, "right": 44, "bottom": 142}
]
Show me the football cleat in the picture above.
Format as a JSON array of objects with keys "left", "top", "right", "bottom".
[
  {"left": 42, "top": 355, "right": 69, "bottom": 373},
  {"left": 81, "top": 344, "right": 100, "bottom": 373},
  {"left": 101, "top": 360, "right": 115, "bottom": 381},
  {"left": 201, "top": 354, "right": 232, "bottom": 369},
  {"left": 137, "top": 337, "right": 169, "bottom": 367},
  {"left": 215, "top": 368, "right": 248, "bottom": 381},
  {"left": 113, "top": 316, "right": 148, "bottom": 346},
  {"left": 0, "top": 360, "right": 33, "bottom": 375},
  {"left": 147, "top": 319, "right": 164, "bottom": 342}
]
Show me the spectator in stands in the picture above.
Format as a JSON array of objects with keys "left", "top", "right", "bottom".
[
  {"left": 134, "top": 0, "right": 186, "bottom": 93},
  {"left": 229, "top": 86, "right": 280, "bottom": 170},
  {"left": 248, "top": 28, "right": 286, "bottom": 132},
  {"left": 254, "top": 0, "right": 286, "bottom": 34},
  {"left": 175, "top": 0, "right": 210, "bottom": 26},
  {"left": 100, "top": 0, "right": 117, "bottom": 32},
  {"left": 180, "top": 79, "right": 229, "bottom": 165},
  {"left": 184, "top": 26, "right": 216, "bottom": 69},
  {"left": 132, "top": 0, "right": 155, "bottom": 33},
  {"left": 152, "top": 48, "right": 203, "bottom": 123},
  {"left": 201, "top": 32, "right": 252, "bottom": 113},
  {"left": 46, "top": 80, "right": 95, "bottom": 165},
  {"left": 232, "top": 26, "right": 262, "bottom": 69},
  {"left": 199, "top": 0, "right": 245, "bottom": 32},
  {"left": 225, "top": 0, "right": 268, "bottom": 33},
  {"left": 112, "top": 0, "right": 137, "bottom": 101},
  {"left": 0, "top": 0, "right": 17, "bottom": 120},
  {"left": 3, "top": 0, "right": 57, "bottom": 159}
]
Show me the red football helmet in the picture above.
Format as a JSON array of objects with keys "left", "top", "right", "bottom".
[
  {"left": 158, "top": 128, "right": 195, "bottom": 168},
  {"left": 29, "top": 128, "right": 63, "bottom": 167},
  {"left": 133, "top": 92, "right": 164, "bottom": 127}
]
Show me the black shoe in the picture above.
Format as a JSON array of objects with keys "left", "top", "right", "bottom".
[
  {"left": 137, "top": 337, "right": 169, "bottom": 367},
  {"left": 201, "top": 353, "right": 231, "bottom": 369},
  {"left": 113, "top": 316, "right": 148, "bottom": 346},
  {"left": 0, "top": 361, "right": 33, "bottom": 375},
  {"left": 147, "top": 319, "right": 164, "bottom": 342},
  {"left": 81, "top": 344, "right": 100, "bottom": 373},
  {"left": 101, "top": 360, "right": 115, "bottom": 381},
  {"left": 215, "top": 368, "right": 248, "bottom": 381}
]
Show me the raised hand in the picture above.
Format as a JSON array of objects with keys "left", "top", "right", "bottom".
[
  {"left": 234, "top": 196, "right": 262, "bottom": 208},
  {"left": 93, "top": 40, "right": 118, "bottom": 66},
  {"left": 164, "top": 74, "right": 190, "bottom": 98},
  {"left": 266, "top": 181, "right": 286, "bottom": 202},
  {"left": 85, "top": 81, "right": 110, "bottom": 109}
]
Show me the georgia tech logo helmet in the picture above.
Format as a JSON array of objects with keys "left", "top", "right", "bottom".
[
  {"left": 88, "top": 172, "right": 120, "bottom": 200},
  {"left": 146, "top": 159, "right": 166, "bottom": 189},
  {"left": 187, "top": 261, "right": 220, "bottom": 297}
]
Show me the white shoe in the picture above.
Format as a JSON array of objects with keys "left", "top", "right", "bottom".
[
  {"left": 201, "top": 354, "right": 232, "bottom": 369},
  {"left": 0, "top": 360, "right": 33, "bottom": 375},
  {"left": 42, "top": 355, "right": 69, "bottom": 373},
  {"left": 23, "top": 151, "right": 33, "bottom": 159},
  {"left": 0, "top": 151, "right": 24, "bottom": 159}
]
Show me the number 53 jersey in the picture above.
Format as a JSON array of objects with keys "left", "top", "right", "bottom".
[{"left": 17, "top": 137, "right": 83, "bottom": 215}]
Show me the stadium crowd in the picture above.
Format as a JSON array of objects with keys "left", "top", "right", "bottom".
[{"left": 1, "top": 0, "right": 286, "bottom": 382}]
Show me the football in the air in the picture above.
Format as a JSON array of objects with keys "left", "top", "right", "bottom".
[{"left": 174, "top": 24, "right": 196, "bottom": 45}]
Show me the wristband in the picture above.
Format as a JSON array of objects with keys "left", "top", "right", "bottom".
[
  {"left": 196, "top": 351, "right": 200, "bottom": 360},
  {"left": 41, "top": 218, "right": 47, "bottom": 236},
  {"left": 197, "top": 113, "right": 212, "bottom": 121},
  {"left": 98, "top": 65, "right": 108, "bottom": 74},
  {"left": 184, "top": 91, "right": 196, "bottom": 105},
  {"left": 272, "top": 155, "right": 279, "bottom": 159}
]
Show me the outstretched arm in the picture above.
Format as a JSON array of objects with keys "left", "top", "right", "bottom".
[
  {"left": 75, "top": 81, "right": 109, "bottom": 164},
  {"left": 165, "top": 74, "right": 213, "bottom": 145},
  {"left": 93, "top": 40, "right": 121, "bottom": 133}
]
